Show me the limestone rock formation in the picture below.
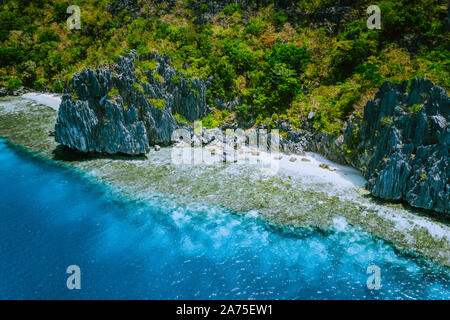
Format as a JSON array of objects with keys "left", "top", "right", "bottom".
[
  {"left": 358, "top": 79, "right": 449, "bottom": 214},
  {"left": 55, "top": 50, "right": 208, "bottom": 155}
]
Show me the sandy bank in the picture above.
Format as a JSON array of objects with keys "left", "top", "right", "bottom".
[{"left": 22, "top": 92, "right": 61, "bottom": 111}]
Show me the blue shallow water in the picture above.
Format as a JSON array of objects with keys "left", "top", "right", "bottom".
[{"left": 0, "top": 139, "right": 449, "bottom": 300}]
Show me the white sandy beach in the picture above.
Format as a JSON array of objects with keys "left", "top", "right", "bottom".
[
  {"left": 22, "top": 92, "right": 61, "bottom": 111},
  {"left": 194, "top": 142, "right": 367, "bottom": 188}
]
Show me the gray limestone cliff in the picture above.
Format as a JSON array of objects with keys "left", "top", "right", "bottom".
[
  {"left": 357, "top": 79, "right": 449, "bottom": 214},
  {"left": 55, "top": 50, "right": 208, "bottom": 155}
]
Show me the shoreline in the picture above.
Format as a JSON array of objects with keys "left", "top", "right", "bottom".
[
  {"left": 2, "top": 132, "right": 449, "bottom": 270},
  {"left": 19, "top": 91, "right": 367, "bottom": 188},
  {"left": 22, "top": 92, "right": 62, "bottom": 111},
  {"left": 1, "top": 137, "right": 449, "bottom": 299},
  {"left": 13, "top": 91, "right": 440, "bottom": 205},
  {"left": 2, "top": 119, "right": 450, "bottom": 271},
  {"left": 1, "top": 94, "right": 449, "bottom": 267}
]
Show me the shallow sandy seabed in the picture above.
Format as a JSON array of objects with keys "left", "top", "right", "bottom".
[{"left": 0, "top": 95, "right": 449, "bottom": 267}]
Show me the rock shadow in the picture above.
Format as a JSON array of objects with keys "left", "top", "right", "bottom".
[
  {"left": 51, "top": 144, "right": 148, "bottom": 162},
  {"left": 361, "top": 193, "right": 450, "bottom": 225}
]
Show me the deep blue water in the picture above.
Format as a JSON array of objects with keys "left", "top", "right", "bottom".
[{"left": 0, "top": 138, "right": 449, "bottom": 299}]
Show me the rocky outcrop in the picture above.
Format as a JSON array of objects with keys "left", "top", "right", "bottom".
[
  {"left": 189, "top": 1, "right": 261, "bottom": 24},
  {"left": 55, "top": 50, "right": 208, "bottom": 155},
  {"left": 296, "top": 5, "right": 353, "bottom": 32},
  {"left": 0, "top": 86, "right": 29, "bottom": 97},
  {"left": 357, "top": 79, "right": 449, "bottom": 214},
  {"left": 189, "top": 0, "right": 352, "bottom": 31},
  {"left": 108, "top": 0, "right": 141, "bottom": 19},
  {"left": 142, "top": 52, "right": 208, "bottom": 122}
]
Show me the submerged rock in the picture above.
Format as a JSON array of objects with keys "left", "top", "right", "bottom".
[{"left": 55, "top": 50, "right": 208, "bottom": 155}]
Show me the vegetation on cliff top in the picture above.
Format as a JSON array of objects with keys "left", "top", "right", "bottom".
[{"left": 0, "top": 0, "right": 449, "bottom": 133}]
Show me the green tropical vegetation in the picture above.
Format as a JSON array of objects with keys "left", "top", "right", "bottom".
[{"left": 1, "top": 0, "right": 449, "bottom": 134}]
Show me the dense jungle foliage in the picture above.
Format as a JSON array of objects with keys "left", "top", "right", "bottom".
[{"left": 1, "top": 0, "right": 449, "bottom": 133}]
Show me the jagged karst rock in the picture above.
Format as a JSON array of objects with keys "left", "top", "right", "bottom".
[
  {"left": 55, "top": 50, "right": 208, "bottom": 155},
  {"left": 188, "top": 0, "right": 261, "bottom": 24},
  {"left": 141, "top": 52, "right": 208, "bottom": 122},
  {"left": 108, "top": 0, "right": 141, "bottom": 19},
  {"left": 357, "top": 79, "right": 449, "bottom": 214},
  {"left": 56, "top": 83, "right": 150, "bottom": 155},
  {"left": 188, "top": 0, "right": 352, "bottom": 32},
  {"left": 0, "top": 86, "right": 29, "bottom": 96}
]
